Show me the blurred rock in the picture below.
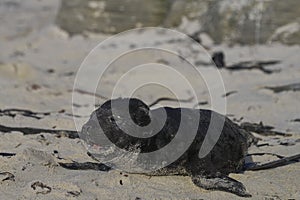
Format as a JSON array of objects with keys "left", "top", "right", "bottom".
[
  {"left": 164, "top": 0, "right": 209, "bottom": 28},
  {"left": 197, "top": 0, "right": 300, "bottom": 45},
  {"left": 268, "top": 22, "right": 300, "bottom": 45},
  {"left": 56, "top": 0, "right": 300, "bottom": 45},
  {"left": 212, "top": 51, "right": 225, "bottom": 68},
  {"left": 56, "top": 0, "right": 171, "bottom": 35}
]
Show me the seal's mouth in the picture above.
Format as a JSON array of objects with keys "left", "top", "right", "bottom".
[
  {"left": 84, "top": 140, "right": 111, "bottom": 153},
  {"left": 83, "top": 138, "right": 119, "bottom": 157},
  {"left": 88, "top": 143, "right": 103, "bottom": 152}
]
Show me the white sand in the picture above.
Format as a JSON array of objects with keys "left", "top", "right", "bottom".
[{"left": 0, "top": 0, "right": 299, "bottom": 199}]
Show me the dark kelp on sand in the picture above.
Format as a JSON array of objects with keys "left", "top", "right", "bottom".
[
  {"left": 264, "top": 83, "right": 300, "bottom": 93},
  {"left": 211, "top": 51, "right": 281, "bottom": 74}
]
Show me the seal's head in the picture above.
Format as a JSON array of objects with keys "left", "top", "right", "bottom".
[
  {"left": 79, "top": 98, "right": 151, "bottom": 163},
  {"left": 98, "top": 98, "right": 151, "bottom": 127}
]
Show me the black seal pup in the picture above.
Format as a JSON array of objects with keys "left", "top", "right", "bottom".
[{"left": 80, "top": 98, "right": 252, "bottom": 197}]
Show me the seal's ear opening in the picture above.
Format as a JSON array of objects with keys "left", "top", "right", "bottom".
[{"left": 129, "top": 98, "right": 151, "bottom": 127}]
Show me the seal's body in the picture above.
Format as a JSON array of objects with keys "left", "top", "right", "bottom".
[{"left": 81, "top": 98, "right": 252, "bottom": 197}]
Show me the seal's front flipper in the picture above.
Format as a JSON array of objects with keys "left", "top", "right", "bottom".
[
  {"left": 59, "top": 161, "right": 111, "bottom": 172},
  {"left": 191, "top": 174, "right": 251, "bottom": 197}
]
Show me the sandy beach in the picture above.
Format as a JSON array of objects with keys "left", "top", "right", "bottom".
[{"left": 0, "top": 0, "right": 299, "bottom": 199}]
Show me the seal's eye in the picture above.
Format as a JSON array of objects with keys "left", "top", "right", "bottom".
[{"left": 109, "top": 116, "right": 115, "bottom": 122}]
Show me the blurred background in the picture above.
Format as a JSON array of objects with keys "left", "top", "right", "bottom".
[{"left": 1, "top": 0, "right": 300, "bottom": 45}]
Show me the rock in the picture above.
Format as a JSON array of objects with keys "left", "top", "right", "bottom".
[
  {"left": 268, "top": 22, "right": 300, "bottom": 45},
  {"left": 164, "top": 0, "right": 209, "bottom": 28},
  {"left": 55, "top": 0, "right": 171, "bottom": 35},
  {"left": 212, "top": 51, "right": 225, "bottom": 68},
  {"left": 56, "top": 0, "right": 300, "bottom": 45},
  {"left": 174, "top": 0, "right": 300, "bottom": 45}
]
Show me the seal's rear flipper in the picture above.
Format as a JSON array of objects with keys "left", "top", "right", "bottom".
[{"left": 191, "top": 174, "right": 251, "bottom": 197}]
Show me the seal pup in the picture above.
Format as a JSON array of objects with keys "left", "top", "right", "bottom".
[{"left": 80, "top": 98, "right": 252, "bottom": 197}]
